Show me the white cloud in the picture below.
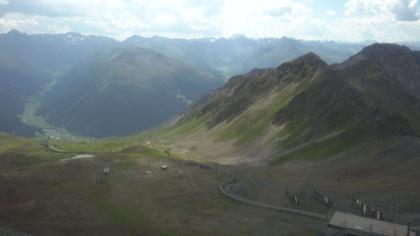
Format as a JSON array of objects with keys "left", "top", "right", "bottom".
[
  {"left": 216, "top": 0, "right": 320, "bottom": 39},
  {"left": 0, "top": 0, "right": 420, "bottom": 42},
  {"left": 0, "top": 12, "right": 40, "bottom": 32},
  {"left": 325, "top": 10, "right": 336, "bottom": 16},
  {"left": 0, "top": 0, "right": 8, "bottom": 6},
  {"left": 345, "top": 0, "right": 419, "bottom": 21},
  {"left": 316, "top": 0, "right": 420, "bottom": 42}
]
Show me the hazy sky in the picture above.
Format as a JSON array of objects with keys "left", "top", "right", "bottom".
[{"left": 0, "top": 0, "right": 419, "bottom": 42}]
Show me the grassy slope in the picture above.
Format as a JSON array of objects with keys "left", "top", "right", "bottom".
[
  {"left": 145, "top": 59, "right": 340, "bottom": 162},
  {"left": 0, "top": 133, "right": 324, "bottom": 236},
  {"left": 157, "top": 89, "right": 293, "bottom": 145},
  {"left": 271, "top": 132, "right": 355, "bottom": 165},
  {"left": 271, "top": 60, "right": 420, "bottom": 161},
  {"left": 0, "top": 133, "right": 64, "bottom": 173},
  {"left": 213, "top": 66, "right": 325, "bottom": 146},
  {"left": 215, "top": 88, "right": 294, "bottom": 144},
  {"left": 0, "top": 134, "right": 201, "bottom": 235}
]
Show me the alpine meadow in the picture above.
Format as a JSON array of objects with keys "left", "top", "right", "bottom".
[{"left": 0, "top": 1, "right": 420, "bottom": 236}]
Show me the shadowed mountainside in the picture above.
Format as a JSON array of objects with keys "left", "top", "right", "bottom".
[
  {"left": 0, "top": 30, "right": 118, "bottom": 136},
  {"left": 38, "top": 46, "right": 224, "bottom": 137}
]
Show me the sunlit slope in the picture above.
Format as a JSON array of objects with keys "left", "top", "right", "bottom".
[{"left": 152, "top": 44, "right": 420, "bottom": 164}]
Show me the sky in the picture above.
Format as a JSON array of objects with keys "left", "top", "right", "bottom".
[{"left": 0, "top": 0, "right": 419, "bottom": 42}]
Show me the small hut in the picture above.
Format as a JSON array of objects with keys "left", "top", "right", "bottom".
[{"left": 103, "top": 167, "right": 111, "bottom": 175}]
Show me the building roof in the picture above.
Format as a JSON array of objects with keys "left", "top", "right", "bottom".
[{"left": 328, "top": 211, "right": 415, "bottom": 236}]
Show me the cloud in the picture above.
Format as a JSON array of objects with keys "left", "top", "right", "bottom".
[
  {"left": 0, "top": 0, "right": 420, "bottom": 42},
  {"left": 393, "top": 0, "right": 419, "bottom": 20},
  {"left": 0, "top": 0, "right": 83, "bottom": 17},
  {"left": 322, "top": 0, "right": 420, "bottom": 42},
  {"left": 216, "top": 0, "right": 320, "bottom": 39},
  {"left": 269, "top": 6, "right": 293, "bottom": 17},
  {"left": 345, "top": 0, "right": 419, "bottom": 21},
  {"left": 0, "top": 12, "right": 40, "bottom": 32},
  {"left": 1, "top": 0, "right": 313, "bottom": 39},
  {"left": 325, "top": 10, "right": 336, "bottom": 16}
]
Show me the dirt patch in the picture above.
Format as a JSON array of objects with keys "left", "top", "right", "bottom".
[{"left": 60, "top": 154, "right": 95, "bottom": 162}]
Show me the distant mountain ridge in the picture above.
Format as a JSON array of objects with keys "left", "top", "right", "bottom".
[
  {"left": 0, "top": 30, "right": 118, "bottom": 77},
  {"left": 125, "top": 35, "right": 365, "bottom": 78}
]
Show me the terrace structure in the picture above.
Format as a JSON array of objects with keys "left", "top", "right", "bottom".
[{"left": 327, "top": 211, "right": 416, "bottom": 236}]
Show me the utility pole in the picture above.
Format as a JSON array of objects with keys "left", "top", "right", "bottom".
[
  {"left": 394, "top": 203, "right": 399, "bottom": 224},
  {"left": 265, "top": 161, "right": 271, "bottom": 180}
]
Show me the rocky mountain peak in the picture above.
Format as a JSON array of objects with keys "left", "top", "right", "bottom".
[
  {"left": 276, "top": 52, "right": 328, "bottom": 82},
  {"left": 340, "top": 43, "right": 420, "bottom": 99},
  {"left": 359, "top": 43, "right": 412, "bottom": 59},
  {"left": 278, "top": 52, "right": 327, "bottom": 70}
]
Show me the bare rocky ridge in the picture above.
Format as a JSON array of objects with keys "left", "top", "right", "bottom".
[{"left": 339, "top": 43, "right": 420, "bottom": 100}]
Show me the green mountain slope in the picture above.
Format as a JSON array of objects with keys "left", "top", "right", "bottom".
[
  {"left": 38, "top": 46, "right": 224, "bottom": 137},
  {"left": 151, "top": 44, "right": 420, "bottom": 164}
]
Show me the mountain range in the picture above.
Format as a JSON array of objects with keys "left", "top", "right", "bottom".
[
  {"left": 125, "top": 35, "right": 364, "bottom": 78},
  {"left": 2, "top": 30, "right": 420, "bottom": 139},
  {"left": 154, "top": 43, "right": 420, "bottom": 164}
]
